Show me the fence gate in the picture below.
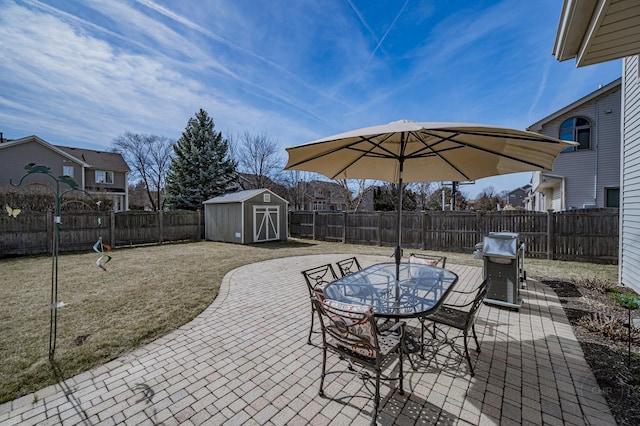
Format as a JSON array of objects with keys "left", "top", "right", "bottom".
[{"left": 253, "top": 206, "right": 280, "bottom": 242}]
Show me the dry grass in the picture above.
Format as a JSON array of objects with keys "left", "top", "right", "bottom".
[{"left": 0, "top": 239, "right": 619, "bottom": 403}]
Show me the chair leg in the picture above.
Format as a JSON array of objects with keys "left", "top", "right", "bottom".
[
  {"left": 463, "top": 330, "right": 475, "bottom": 376},
  {"left": 399, "top": 344, "right": 404, "bottom": 395},
  {"left": 471, "top": 324, "right": 481, "bottom": 353},
  {"left": 307, "top": 305, "right": 315, "bottom": 345},
  {"left": 373, "top": 370, "right": 381, "bottom": 425},
  {"left": 319, "top": 348, "right": 327, "bottom": 396},
  {"left": 419, "top": 318, "right": 425, "bottom": 357}
]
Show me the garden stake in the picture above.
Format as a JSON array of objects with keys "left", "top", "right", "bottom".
[{"left": 10, "top": 164, "right": 91, "bottom": 359}]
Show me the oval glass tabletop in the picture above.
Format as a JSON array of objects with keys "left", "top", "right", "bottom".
[{"left": 323, "top": 262, "right": 458, "bottom": 318}]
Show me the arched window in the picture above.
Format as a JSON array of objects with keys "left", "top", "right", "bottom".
[{"left": 559, "top": 117, "right": 591, "bottom": 151}]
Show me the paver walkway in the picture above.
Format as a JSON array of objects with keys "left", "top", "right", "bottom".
[{"left": 0, "top": 254, "right": 616, "bottom": 425}]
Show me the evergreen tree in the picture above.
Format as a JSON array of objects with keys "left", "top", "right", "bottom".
[{"left": 165, "top": 109, "right": 238, "bottom": 210}]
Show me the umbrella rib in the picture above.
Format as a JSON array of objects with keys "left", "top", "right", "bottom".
[
  {"left": 405, "top": 131, "right": 471, "bottom": 180},
  {"left": 324, "top": 133, "right": 400, "bottom": 179},
  {"left": 285, "top": 132, "right": 399, "bottom": 172},
  {"left": 416, "top": 129, "right": 554, "bottom": 170}
]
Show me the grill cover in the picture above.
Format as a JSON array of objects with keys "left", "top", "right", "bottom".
[{"left": 482, "top": 232, "right": 519, "bottom": 259}]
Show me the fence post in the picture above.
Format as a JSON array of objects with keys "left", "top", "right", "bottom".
[
  {"left": 476, "top": 212, "right": 483, "bottom": 243},
  {"left": 422, "top": 211, "right": 428, "bottom": 250},
  {"left": 110, "top": 211, "right": 116, "bottom": 248},
  {"left": 198, "top": 209, "right": 202, "bottom": 240},
  {"left": 342, "top": 211, "right": 347, "bottom": 243},
  {"left": 312, "top": 210, "right": 317, "bottom": 240},
  {"left": 158, "top": 210, "right": 164, "bottom": 244},
  {"left": 547, "top": 209, "right": 554, "bottom": 260},
  {"left": 378, "top": 212, "right": 383, "bottom": 246}
]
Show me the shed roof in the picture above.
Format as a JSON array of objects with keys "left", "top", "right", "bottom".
[{"left": 203, "top": 188, "right": 287, "bottom": 205}]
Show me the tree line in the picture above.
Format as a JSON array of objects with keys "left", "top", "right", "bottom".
[{"left": 113, "top": 108, "right": 512, "bottom": 213}]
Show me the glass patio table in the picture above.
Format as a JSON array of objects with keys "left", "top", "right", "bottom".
[{"left": 323, "top": 262, "right": 458, "bottom": 319}]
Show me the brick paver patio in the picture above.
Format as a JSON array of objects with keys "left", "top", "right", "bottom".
[{"left": 0, "top": 254, "right": 616, "bottom": 425}]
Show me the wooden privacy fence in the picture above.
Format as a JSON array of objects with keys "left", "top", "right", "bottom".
[
  {"left": 0, "top": 210, "right": 204, "bottom": 257},
  {"left": 289, "top": 209, "right": 620, "bottom": 264}
]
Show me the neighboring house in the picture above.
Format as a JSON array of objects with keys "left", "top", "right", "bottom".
[
  {"left": 552, "top": 0, "right": 640, "bottom": 294},
  {"left": 526, "top": 78, "right": 621, "bottom": 211},
  {"left": 507, "top": 184, "right": 530, "bottom": 208},
  {"left": 0, "top": 135, "right": 130, "bottom": 211},
  {"left": 304, "top": 180, "right": 349, "bottom": 211}
]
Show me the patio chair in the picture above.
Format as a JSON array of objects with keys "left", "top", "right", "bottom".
[
  {"left": 302, "top": 264, "right": 338, "bottom": 344},
  {"left": 311, "top": 297, "right": 405, "bottom": 425},
  {"left": 408, "top": 252, "right": 447, "bottom": 268},
  {"left": 421, "top": 278, "right": 489, "bottom": 376},
  {"left": 336, "top": 256, "right": 362, "bottom": 277}
]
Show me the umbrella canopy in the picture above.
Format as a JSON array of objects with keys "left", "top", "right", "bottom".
[
  {"left": 285, "top": 120, "right": 577, "bottom": 281},
  {"left": 285, "top": 120, "right": 576, "bottom": 183}
]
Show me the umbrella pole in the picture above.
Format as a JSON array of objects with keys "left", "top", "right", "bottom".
[{"left": 395, "top": 160, "right": 404, "bottom": 289}]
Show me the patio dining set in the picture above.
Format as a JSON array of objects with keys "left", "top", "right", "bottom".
[{"left": 301, "top": 255, "right": 489, "bottom": 425}]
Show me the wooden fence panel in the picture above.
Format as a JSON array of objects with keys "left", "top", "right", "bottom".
[
  {"left": 162, "top": 211, "right": 201, "bottom": 242},
  {"left": 0, "top": 210, "right": 205, "bottom": 258},
  {"left": 0, "top": 211, "right": 49, "bottom": 256},
  {"left": 553, "top": 210, "right": 619, "bottom": 262},
  {"left": 115, "top": 212, "right": 160, "bottom": 246},
  {"left": 346, "top": 212, "right": 379, "bottom": 245},
  {"left": 288, "top": 209, "right": 619, "bottom": 263},
  {"left": 59, "top": 212, "right": 113, "bottom": 252},
  {"left": 290, "top": 211, "right": 313, "bottom": 238}
]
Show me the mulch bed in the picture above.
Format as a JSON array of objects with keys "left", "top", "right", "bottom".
[{"left": 542, "top": 278, "right": 640, "bottom": 425}]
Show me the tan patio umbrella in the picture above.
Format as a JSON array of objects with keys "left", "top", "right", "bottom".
[{"left": 285, "top": 120, "right": 576, "bottom": 281}]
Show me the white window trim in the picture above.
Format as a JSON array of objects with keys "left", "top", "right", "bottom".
[{"left": 95, "top": 170, "right": 114, "bottom": 184}]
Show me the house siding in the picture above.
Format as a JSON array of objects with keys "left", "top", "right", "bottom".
[
  {"left": 621, "top": 55, "right": 640, "bottom": 293},
  {"left": 534, "top": 84, "right": 621, "bottom": 210},
  {"left": 1, "top": 141, "right": 80, "bottom": 189}
]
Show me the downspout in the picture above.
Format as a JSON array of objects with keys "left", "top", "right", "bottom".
[
  {"left": 594, "top": 100, "right": 599, "bottom": 206},
  {"left": 562, "top": 176, "right": 566, "bottom": 210},
  {"left": 125, "top": 171, "right": 129, "bottom": 211}
]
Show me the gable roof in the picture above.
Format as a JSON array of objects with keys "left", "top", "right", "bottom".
[
  {"left": 56, "top": 146, "right": 130, "bottom": 172},
  {"left": 0, "top": 135, "right": 130, "bottom": 172},
  {"left": 203, "top": 188, "right": 288, "bottom": 204},
  {"left": 0, "top": 135, "right": 90, "bottom": 167},
  {"left": 527, "top": 78, "right": 621, "bottom": 131}
]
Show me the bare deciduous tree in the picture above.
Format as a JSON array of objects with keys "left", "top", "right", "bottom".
[
  {"left": 113, "top": 132, "right": 174, "bottom": 210},
  {"left": 336, "top": 179, "right": 375, "bottom": 212},
  {"left": 236, "top": 132, "right": 283, "bottom": 189},
  {"left": 280, "top": 170, "right": 311, "bottom": 210},
  {"left": 409, "top": 182, "right": 436, "bottom": 211}
]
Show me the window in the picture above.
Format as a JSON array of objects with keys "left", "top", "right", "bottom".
[
  {"left": 313, "top": 201, "right": 327, "bottom": 211},
  {"left": 95, "top": 170, "right": 114, "bottom": 184},
  {"left": 63, "top": 166, "right": 74, "bottom": 177},
  {"left": 559, "top": 117, "right": 591, "bottom": 152},
  {"left": 606, "top": 188, "right": 619, "bottom": 208}
]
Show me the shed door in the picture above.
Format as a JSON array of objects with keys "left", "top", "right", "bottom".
[{"left": 253, "top": 206, "right": 280, "bottom": 242}]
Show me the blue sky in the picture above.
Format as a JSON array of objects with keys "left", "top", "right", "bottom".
[{"left": 0, "top": 0, "right": 621, "bottom": 198}]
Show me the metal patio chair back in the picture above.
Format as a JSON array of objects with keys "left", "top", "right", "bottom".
[
  {"left": 301, "top": 264, "right": 338, "bottom": 344},
  {"left": 422, "top": 278, "right": 489, "bottom": 376},
  {"left": 312, "top": 297, "right": 405, "bottom": 425},
  {"left": 408, "top": 252, "right": 447, "bottom": 268},
  {"left": 336, "top": 256, "right": 362, "bottom": 277}
]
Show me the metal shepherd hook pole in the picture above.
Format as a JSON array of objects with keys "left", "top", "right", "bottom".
[{"left": 10, "top": 164, "right": 87, "bottom": 359}]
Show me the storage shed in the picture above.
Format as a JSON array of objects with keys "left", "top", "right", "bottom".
[{"left": 203, "top": 189, "right": 288, "bottom": 244}]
